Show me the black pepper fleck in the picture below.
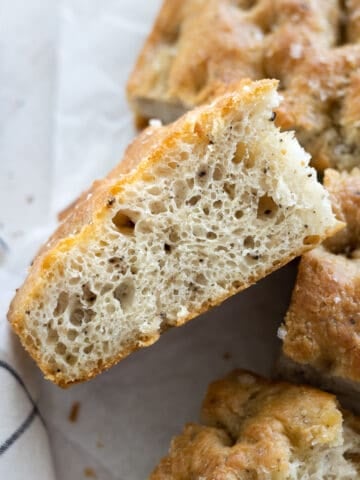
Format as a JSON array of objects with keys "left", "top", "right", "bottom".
[{"left": 269, "top": 111, "right": 277, "bottom": 121}]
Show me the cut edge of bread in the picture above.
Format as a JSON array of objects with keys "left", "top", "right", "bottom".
[
  {"left": 276, "top": 353, "right": 360, "bottom": 415},
  {"left": 8, "top": 80, "right": 341, "bottom": 387}
]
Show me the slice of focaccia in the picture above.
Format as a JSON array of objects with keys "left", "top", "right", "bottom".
[
  {"left": 8, "top": 80, "right": 340, "bottom": 387},
  {"left": 150, "top": 370, "right": 360, "bottom": 479},
  {"left": 279, "top": 168, "right": 360, "bottom": 411},
  {"left": 127, "top": 0, "right": 360, "bottom": 171}
]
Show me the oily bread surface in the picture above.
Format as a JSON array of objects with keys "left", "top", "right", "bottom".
[
  {"left": 8, "top": 80, "right": 340, "bottom": 387},
  {"left": 150, "top": 370, "right": 360, "bottom": 479},
  {"left": 282, "top": 168, "right": 360, "bottom": 384},
  {"left": 127, "top": 0, "right": 360, "bottom": 171}
]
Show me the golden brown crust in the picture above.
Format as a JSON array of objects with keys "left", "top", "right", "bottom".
[
  {"left": 151, "top": 370, "right": 360, "bottom": 479},
  {"left": 127, "top": 0, "right": 360, "bottom": 171},
  {"left": 283, "top": 168, "right": 360, "bottom": 383}
]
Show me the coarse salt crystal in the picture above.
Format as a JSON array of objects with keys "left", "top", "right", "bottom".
[{"left": 290, "top": 43, "right": 303, "bottom": 59}]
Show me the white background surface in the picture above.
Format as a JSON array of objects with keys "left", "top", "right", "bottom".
[{"left": 0, "top": 1, "right": 297, "bottom": 478}]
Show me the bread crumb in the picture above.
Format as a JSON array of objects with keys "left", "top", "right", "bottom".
[
  {"left": 290, "top": 43, "right": 303, "bottom": 59},
  {"left": 277, "top": 325, "right": 287, "bottom": 340},
  {"left": 96, "top": 440, "right": 104, "bottom": 448},
  {"left": 26, "top": 195, "right": 34, "bottom": 204},
  {"left": 69, "top": 401, "right": 80, "bottom": 423},
  {"left": 84, "top": 468, "right": 97, "bottom": 478},
  {"left": 222, "top": 352, "right": 232, "bottom": 360},
  {"left": 149, "top": 118, "right": 162, "bottom": 128}
]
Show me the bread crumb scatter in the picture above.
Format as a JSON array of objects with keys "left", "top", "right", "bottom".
[
  {"left": 84, "top": 468, "right": 97, "bottom": 478},
  {"left": 68, "top": 401, "right": 80, "bottom": 423},
  {"left": 222, "top": 352, "right": 232, "bottom": 360}
]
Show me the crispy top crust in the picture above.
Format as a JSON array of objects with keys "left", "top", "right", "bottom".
[
  {"left": 127, "top": 0, "right": 360, "bottom": 171},
  {"left": 150, "top": 370, "right": 360, "bottom": 479},
  {"left": 283, "top": 168, "right": 360, "bottom": 382}
]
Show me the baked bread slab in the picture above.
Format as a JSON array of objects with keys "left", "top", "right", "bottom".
[
  {"left": 8, "top": 80, "right": 340, "bottom": 387},
  {"left": 127, "top": 0, "right": 360, "bottom": 171},
  {"left": 150, "top": 370, "right": 360, "bottom": 479},
  {"left": 279, "top": 168, "right": 360, "bottom": 407}
]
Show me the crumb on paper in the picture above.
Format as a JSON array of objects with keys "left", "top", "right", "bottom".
[
  {"left": 222, "top": 352, "right": 232, "bottom": 360},
  {"left": 277, "top": 325, "right": 287, "bottom": 340},
  {"left": 84, "top": 468, "right": 97, "bottom": 478},
  {"left": 96, "top": 440, "right": 104, "bottom": 448},
  {"left": 26, "top": 195, "right": 34, "bottom": 204},
  {"left": 69, "top": 401, "right": 81, "bottom": 423},
  {"left": 149, "top": 118, "right": 162, "bottom": 128}
]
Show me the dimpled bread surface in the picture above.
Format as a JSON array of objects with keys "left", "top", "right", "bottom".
[
  {"left": 150, "top": 370, "right": 360, "bottom": 479},
  {"left": 127, "top": 0, "right": 360, "bottom": 171}
]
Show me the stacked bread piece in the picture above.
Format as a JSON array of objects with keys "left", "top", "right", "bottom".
[{"left": 8, "top": 80, "right": 339, "bottom": 386}]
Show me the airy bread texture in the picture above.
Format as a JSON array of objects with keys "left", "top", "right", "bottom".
[
  {"left": 127, "top": 0, "right": 360, "bottom": 171},
  {"left": 150, "top": 370, "right": 360, "bottom": 479},
  {"left": 8, "top": 80, "right": 339, "bottom": 387},
  {"left": 279, "top": 168, "right": 360, "bottom": 410}
]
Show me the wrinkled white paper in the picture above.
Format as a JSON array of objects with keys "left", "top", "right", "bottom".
[{"left": 0, "top": 1, "right": 297, "bottom": 478}]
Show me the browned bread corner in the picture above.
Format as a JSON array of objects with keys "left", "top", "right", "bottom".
[
  {"left": 127, "top": 0, "right": 360, "bottom": 172},
  {"left": 279, "top": 168, "right": 360, "bottom": 409},
  {"left": 8, "top": 80, "right": 340, "bottom": 387},
  {"left": 150, "top": 370, "right": 360, "bottom": 479}
]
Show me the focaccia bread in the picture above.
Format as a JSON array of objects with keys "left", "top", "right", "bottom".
[
  {"left": 8, "top": 80, "right": 340, "bottom": 387},
  {"left": 150, "top": 370, "right": 360, "bottom": 479},
  {"left": 127, "top": 0, "right": 360, "bottom": 171},
  {"left": 279, "top": 168, "right": 360, "bottom": 410}
]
